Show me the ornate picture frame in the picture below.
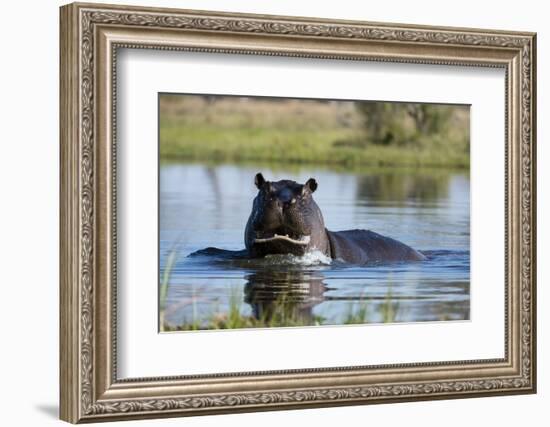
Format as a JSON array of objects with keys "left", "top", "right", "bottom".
[{"left": 60, "top": 2, "right": 536, "bottom": 423}]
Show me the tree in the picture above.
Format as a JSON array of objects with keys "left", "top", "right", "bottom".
[{"left": 356, "top": 102, "right": 454, "bottom": 147}]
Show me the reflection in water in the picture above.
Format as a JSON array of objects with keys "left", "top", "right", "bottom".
[
  {"left": 355, "top": 172, "right": 450, "bottom": 202},
  {"left": 244, "top": 271, "right": 327, "bottom": 325},
  {"left": 160, "top": 163, "right": 470, "bottom": 330}
]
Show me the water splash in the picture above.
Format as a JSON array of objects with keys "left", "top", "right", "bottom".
[{"left": 263, "top": 250, "right": 332, "bottom": 266}]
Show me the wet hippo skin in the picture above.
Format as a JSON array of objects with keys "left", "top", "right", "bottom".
[{"left": 245, "top": 173, "right": 426, "bottom": 264}]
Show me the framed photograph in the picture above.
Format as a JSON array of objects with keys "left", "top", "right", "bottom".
[{"left": 59, "top": 2, "right": 537, "bottom": 423}]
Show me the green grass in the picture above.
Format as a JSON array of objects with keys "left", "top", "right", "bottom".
[
  {"left": 160, "top": 121, "right": 469, "bottom": 168},
  {"left": 380, "top": 285, "right": 400, "bottom": 324},
  {"left": 161, "top": 275, "right": 402, "bottom": 332},
  {"left": 162, "top": 286, "right": 326, "bottom": 331},
  {"left": 159, "top": 95, "right": 470, "bottom": 168},
  {"left": 159, "top": 249, "right": 177, "bottom": 329},
  {"left": 343, "top": 297, "right": 370, "bottom": 325}
]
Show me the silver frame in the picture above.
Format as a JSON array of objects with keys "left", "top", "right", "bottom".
[{"left": 60, "top": 2, "right": 536, "bottom": 423}]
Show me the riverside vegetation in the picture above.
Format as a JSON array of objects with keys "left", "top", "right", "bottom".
[{"left": 159, "top": 95, "right": 470, "bottom": 168}]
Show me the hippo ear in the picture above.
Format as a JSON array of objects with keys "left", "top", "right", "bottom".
[
  {"left": 303, "top": 178, "right": 318, "bottom": 194},
  {"left": 254, "top": 173, "right": 266, "bottom": 189}
]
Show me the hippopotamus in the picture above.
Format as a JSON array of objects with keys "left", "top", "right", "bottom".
[{"left": 245, "top": 173, "right": 426, "bottom": 264}]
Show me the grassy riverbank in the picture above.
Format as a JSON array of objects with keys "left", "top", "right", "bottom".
[
  {"left": 159, "top": 250, "right": 401, "bottom": 331},
  {"left": 161, "top": 287, "right": 400, "bottom": 332},
  {"left": 159, "top": 95, "right": 470, "bottom": 168}
]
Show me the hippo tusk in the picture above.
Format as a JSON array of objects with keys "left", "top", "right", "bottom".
[{"left": 254, "top": 234, "right": 311, "bottom": 245}]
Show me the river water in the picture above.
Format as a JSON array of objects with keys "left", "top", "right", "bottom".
[{"left": 160, "top": 163, "right": 470, "bottom": 330}]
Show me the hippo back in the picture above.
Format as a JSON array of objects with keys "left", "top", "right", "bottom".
[{"left": 326, "top": 229, "right": 426, "bottom": 264}]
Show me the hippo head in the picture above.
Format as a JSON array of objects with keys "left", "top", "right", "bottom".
[{"left": 244, "top": 173, "right": 330, "bottom": 257}]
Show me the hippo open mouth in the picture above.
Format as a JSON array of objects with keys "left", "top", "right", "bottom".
[{"left": 254, "top": 233, "right": 311, "bottom": 246}]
